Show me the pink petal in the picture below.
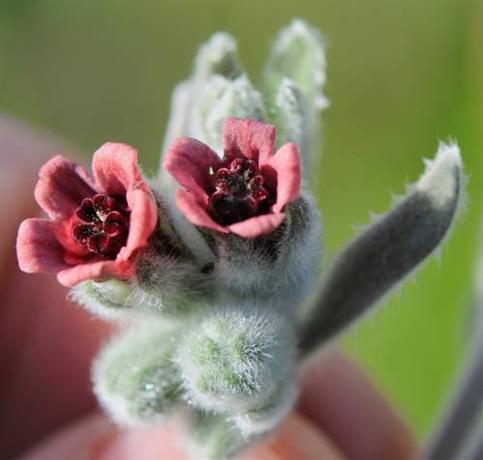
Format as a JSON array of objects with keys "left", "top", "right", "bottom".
[
  {"left": 17, "top": 218, "right": 70, "bottom": 273},
  {"left": 268, "top": 143, "right": 301, "bottom": 213},
  {"left": 122, "top": 187, "right": 158, "bottom": 259},
  {"left": 223, "top": 118, "right": 275, "bottom": 164},
  {"left": 228, "top": 213, "right": 286, "bottom": 239},
  {"left": 92, "top": 142, "right": 141, "bottom": 195},
  {"left": 176, "top": 189, "right": 228, "bottom": 234},
  {"left": 164, "top": 137, "right": 221, "bottom": 205},
  {"left": 57, "top": 259, "right": 131, "bottom": 287},
  {"left": 34, "top": 156, "right": 96, "bottom": 220}
]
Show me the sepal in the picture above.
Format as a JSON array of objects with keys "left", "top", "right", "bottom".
[{"left": 213, "top": 194, "right": 322, "bottom": 311}]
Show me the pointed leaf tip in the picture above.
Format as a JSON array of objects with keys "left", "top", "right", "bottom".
[
  {"left": 194, "top": 32, "right": 241, "bottom": 79},
  {"left": 416, "top": 142, "right": 463, "bottom": 210}
]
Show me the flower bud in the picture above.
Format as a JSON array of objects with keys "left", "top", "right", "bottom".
[
  {"left": 93, "top": 320, "right": 183, "bottom": 426},
  {"left": 174, "top": 305, "right": 295, "bottom": 414}
]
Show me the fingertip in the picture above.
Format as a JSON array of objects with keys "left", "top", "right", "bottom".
[
  {"left": 243, "top": 412, "right": 344, "bottom": 460},
  {"left": 299, "top": 349, "right": 417, "bottom": 460},
  {"left": 97, "top": 422, "right": 187, "bottom": 460},
  {"left": 19, "top": 413, "right": 188, "bottom": 460}
]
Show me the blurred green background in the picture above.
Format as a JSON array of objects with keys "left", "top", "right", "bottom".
[{"left": 1, "top": 0, "right": 481, "bottom": 437}]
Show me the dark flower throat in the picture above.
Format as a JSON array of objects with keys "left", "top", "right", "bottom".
[
  {"left": 72, "top": 194, "right": 130, "bottom": 258},
  {"left": 208, "top": 157, "right": 273, "bottom": 225}
]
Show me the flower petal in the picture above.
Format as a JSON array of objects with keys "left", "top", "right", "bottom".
[
  {"left": 164, "top": 137, "right": 221, "bottom": 204},
  {"left": 176, "top": 189, "right": 228, "bottom": 234},
  {"left": 223, "top": 118, "right": 276, "bottom": 164},
  {"left": 34, "top": 155, "right": 96, "bottom": 219},
  {"left": 92, "top": 142, "right": 141, "bottom": 195},
  {"left": 228, "top": 212, "right": 286, "bottom": 239},
  {"left": 122, "top": 187, "right": 158, "bottom": 259},
  {"left": 57, "top": 259, "right": 132, "bottom": 287},
  {"left": 268, "top": 143, "right": 301, "bottom": 213},
  {"left": 17, "top": 218, "right": 70, "bottom": 273}
]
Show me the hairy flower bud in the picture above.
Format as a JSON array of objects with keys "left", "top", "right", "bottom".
[
  {"left": 93, "top": 321, "right": 183, "bottom": 426},
  {"left": 174, "top": 305, "right": 295, "bottom": 414}
]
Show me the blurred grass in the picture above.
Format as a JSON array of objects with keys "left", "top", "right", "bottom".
[{"left": 1, "top": 0, "right": 481, "bottom": 436}]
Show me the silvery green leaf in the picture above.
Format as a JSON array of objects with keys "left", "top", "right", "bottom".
[
  {"left": 161, "top": 81, "right": 192, "bottom": 154},
  {"left": 160, "top": 32, "right": 244, "bottom": 163},
  {"left": 263, "top": 19, "right": 328, "bottom": 177},
  {"left": 299, "top": 143, "right": 464, "bottom": 354},
  {"left": 271, "top": 79, "right": 309, "bottom": 161},
  {"left": 188, "top": 74, "right": 267, "bottom": 155},
  {"left": 193, "top": 32, "right": 241, "bottom": 80},
  {"left": 93, "top": 320, "right": 183, "bottom": 426},
  {"left": 264, "top": 19, "right": 327, "bottom": 109}
]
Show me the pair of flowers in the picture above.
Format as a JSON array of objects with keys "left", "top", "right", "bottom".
[{"left": 17, "top": 118, "right": 301, "bottom": 286}]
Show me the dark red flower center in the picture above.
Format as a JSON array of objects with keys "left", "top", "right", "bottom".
[
  {"left": 72, "top": 194, "right": 130, "bottom": 259},
  {"left": 208, "top": 158, "right": 273, "bottom": 225}
]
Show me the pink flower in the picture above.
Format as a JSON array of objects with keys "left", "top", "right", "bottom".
[
  {"left": 17, "top": 143, "right": 158, "bottom": 287},
  {"left": 164, "top": 118, "right": 301, "bottom": 239}
]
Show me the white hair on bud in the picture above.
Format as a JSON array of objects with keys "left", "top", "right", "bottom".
[
  {"left": 175, "top": 304, "right": 295, "bottom": 414},
  {"left": 92, "top": 320, "right": 183, "bottom": 427}
]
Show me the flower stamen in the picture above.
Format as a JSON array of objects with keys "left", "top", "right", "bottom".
[
  {"left": 72, "top": 193, "right": 129, "bottom": 258},
  {"left": 208, "top": 158, "right": 272, "bottom": 225}
]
